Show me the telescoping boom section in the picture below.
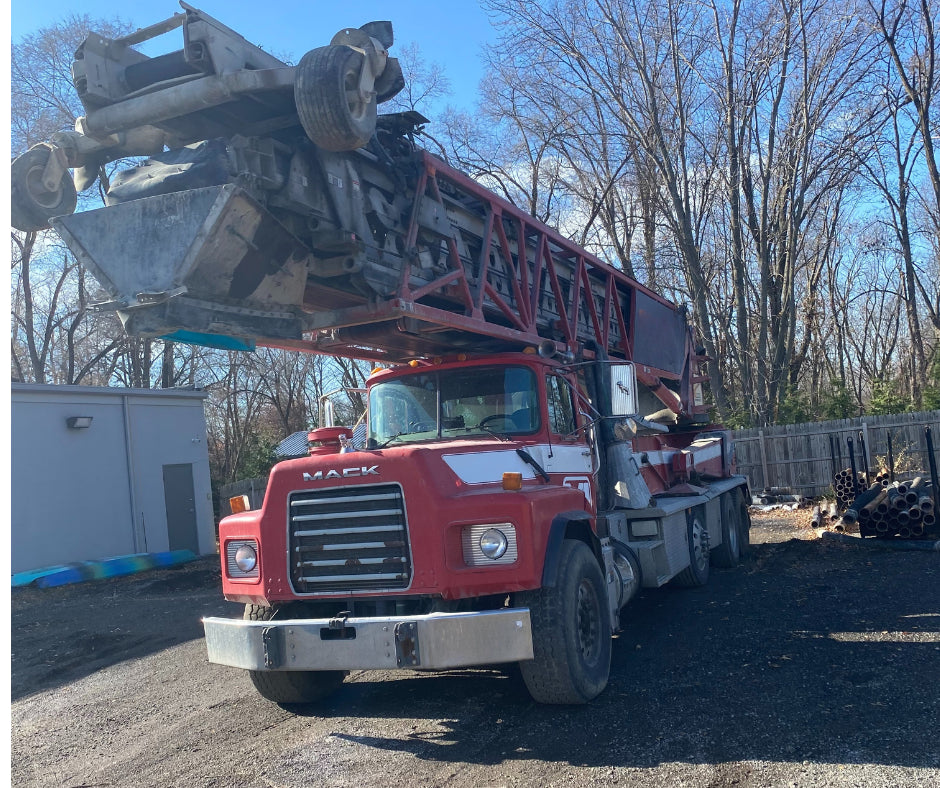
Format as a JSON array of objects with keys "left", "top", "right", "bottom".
[
  {"left": 290, "top": 151, "right": 704, "bottom": 414},
  {"left": 282, "top": 150, "right": 706, "bottom": 421},
  {"left": 52, "top": 146, "right": 707, "bottom": 423}
]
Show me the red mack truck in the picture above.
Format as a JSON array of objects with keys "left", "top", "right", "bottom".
[{"left": 12, "top": 4, "right": 750, "bottom": 705}]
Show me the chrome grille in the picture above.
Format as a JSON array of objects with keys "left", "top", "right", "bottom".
[{"left": 288, "top": 484, "right": 411, "bottom": 593}]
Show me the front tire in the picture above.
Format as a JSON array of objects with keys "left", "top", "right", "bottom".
[
  {"left": 243, "top": 604, "right": 346, "bottom": 705},
  {"left": 516, "top": 540, "right": 611, "bottom": 704}
]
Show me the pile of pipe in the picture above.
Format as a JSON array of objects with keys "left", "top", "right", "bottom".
[
  {"left": 840, "top": 475, "right": 935, "bottom": 539},
  {"left": 834, "top": 468, "right": 867, "bottom": 511},
  {"left": 811, "top": 502, "right": 841, "bottom": 529}
]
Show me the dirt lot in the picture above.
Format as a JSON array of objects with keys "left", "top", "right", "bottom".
[{"left": 11, "top": 511, "right": 940, "bottom": 787}]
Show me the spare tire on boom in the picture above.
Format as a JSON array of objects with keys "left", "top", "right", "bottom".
[
  {"left": 295, "top": 22, "right": 405, "bottom": 153},
  {"left": 11, "top": 145, "right": 77, "bottom": 232},
  {"left": 295, "top": 44, "right": 378, "bottom": 152}
]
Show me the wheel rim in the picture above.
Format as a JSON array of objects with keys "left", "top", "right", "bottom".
[
  {"left": 25, "top": 163, "right": 64, "bottom": 209},
  {"left": 576, "top": 578, "right": 600, "bottom": 663},
  {"left": 726, "top": 503, "right": 739, "bottom": 555},
  {"left": 343, "top": 64, "right": 370, "bottom": 123},
  {"left": 690, "top": 518, "right": 708, "bottom": 571}
]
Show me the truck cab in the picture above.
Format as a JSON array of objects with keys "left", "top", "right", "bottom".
[{"left": 219, "top": 353, "right": 592, "bottom": 605}]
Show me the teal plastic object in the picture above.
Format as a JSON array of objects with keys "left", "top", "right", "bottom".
[
  {"left": 11, "top": 565, "right": 70, "bottom": 587},
  {"left": 160, "top": 330, "right": 255, "bottom": 352},
  {"left": 13, "top": 550, "right": 199, "bottom": 588}
]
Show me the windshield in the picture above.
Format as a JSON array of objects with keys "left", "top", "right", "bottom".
[{"left": 368, "top": 365, "right": 540, "bottom": 446}]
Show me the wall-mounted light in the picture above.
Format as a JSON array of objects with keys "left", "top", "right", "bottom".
[{"left": 66, "top": 416, "right": 93, "bottom": 429}]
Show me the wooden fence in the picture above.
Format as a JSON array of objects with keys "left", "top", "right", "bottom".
[
  {"left": 733, "top": 411, "right": 940, "bottom": 496},
  {"left": 219, "top": 476, "right": 268, "bottom": 517}
]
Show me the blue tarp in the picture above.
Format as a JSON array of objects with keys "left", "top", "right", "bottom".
[
  {"left": 160, "top": 330, "right": 255, "bottom": 352},
  {"left": 12, "top": 549, "right": 199, "bottom": 588}
]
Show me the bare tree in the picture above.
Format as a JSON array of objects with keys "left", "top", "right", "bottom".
[
  {"left": 482, "top": 0, "right": 776, "bottom": 419},
  {"left": 203, "top": 352, "right": 275, "bottom": 484},
  {"left": 12, "top": 14, "right": 130, "bottom": 154},
  {"left": 856, "top": 59, "right": 931, "bottom": 405},
  {"left": 444, "top": 65, "right": 573, "bottom": 223},
  {"left": 11, "top": 235, "right": 74, "bottom": 384},
  {"left": 869, "top": 1, "right": 939, "bottom": 220},
  {"left": 735, "top": 0, "right": 879, "bottom": 423},
  {"left": 385, "top": 42, "right": 452, "bottom": 115},
  {"left": 248, "top": 348, "right": 325, "bottom": 436},
  {"left": 708, "top": 0, "right": 755, "bottom": 417}
]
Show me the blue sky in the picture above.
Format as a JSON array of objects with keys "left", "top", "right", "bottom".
[{"left": 11, "top": 0, "right": 498, "bottom": 110}]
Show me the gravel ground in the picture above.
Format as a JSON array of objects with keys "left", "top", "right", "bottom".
[{"left": 10, "top": 510, "right": 940, "bottom": 787}]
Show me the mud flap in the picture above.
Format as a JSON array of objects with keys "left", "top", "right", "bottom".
[{"left": 51, "top": 184, "right": 313, "bottom": 342}]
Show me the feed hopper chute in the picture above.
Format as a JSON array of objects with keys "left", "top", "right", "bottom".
[{"left": 51, "top": 185, "right": 312, "bottom": 343}]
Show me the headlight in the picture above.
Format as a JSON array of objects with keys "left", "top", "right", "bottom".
[
  {"left": 461, "top": 523, "right": 517, "bottom": 566},
  {"left": 479, "top": 528, "right": 509, "bottom": 559},
  {"left": 235, "top": 543, "right": 257, "bottom": 572},
  {"left": 226, "top": 539, "right": 260, "bottom": 578}
]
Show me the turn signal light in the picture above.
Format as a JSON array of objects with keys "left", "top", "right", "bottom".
[
  {"left": 502, "top": 472, "right": 523, "bottom": 491},
  {"left": 229, "top": 494, "right": 250, "bottom": 514}
]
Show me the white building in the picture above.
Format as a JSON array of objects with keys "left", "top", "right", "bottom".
[{"left": 11, "top": 383, "right": 216, "bottom": 574}]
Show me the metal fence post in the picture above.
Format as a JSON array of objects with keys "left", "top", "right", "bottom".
[
  {"left": 759, "top": 430, "right": 769, "bottom": 490},
  {"left": 862, "top": 422, "right": 871, "bottom": 475}
]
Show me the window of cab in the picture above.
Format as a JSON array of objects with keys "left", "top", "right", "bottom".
[{"left": 368, "top": 365, "right": 540, "bottom": 447}]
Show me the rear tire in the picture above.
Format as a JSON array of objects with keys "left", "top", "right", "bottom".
[
  {"left": 516, "top": 540, "right": 611, "bottom": 704},
  {"left": 295, "top": 45, "right": 378, "bottom": 152},
  {"left": 737, "top": 495, "right": 752, "bottom": 559},
  {"left": 674, "top": 509, "right": 711, "bottom": 586},
  {"left": 243, "top": 604, "right": 346, "bottom": 705},
  {"left": 711, "top": 490, "right": 742, "bottom": 568}
]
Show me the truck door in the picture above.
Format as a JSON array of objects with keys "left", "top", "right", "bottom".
[{"left": 545, "top": 373, "right": 595, "bottom": 509}]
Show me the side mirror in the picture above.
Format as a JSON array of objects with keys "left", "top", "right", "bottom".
[{"left": 609, "top": 363, "right": 638, "bottom": 417}]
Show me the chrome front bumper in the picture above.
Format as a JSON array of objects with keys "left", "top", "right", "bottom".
[{"left": 203, "top": 608, "right": 534, "bottom": 672}]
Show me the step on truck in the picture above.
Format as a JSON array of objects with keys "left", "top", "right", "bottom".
[{"left": 12, "top": 3, "right": 751, "bottom": 705}]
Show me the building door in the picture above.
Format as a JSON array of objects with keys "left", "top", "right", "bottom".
[{"left": 162, "top": 463, "right": 199, "bottom": 553}]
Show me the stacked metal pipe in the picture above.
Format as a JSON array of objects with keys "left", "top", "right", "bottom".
[
  {"left": 814, "top": 502, "right": 844, "bottom": 530},
  {"left": 834, "top": 468, "right": 866, "bottom": 511},
  {"left": 843, "top": 475, "right": 935, "bottom": 539},
  {"left": 812, "top": 502, "right": 839, "bottom": 526},
  {"left": 827, "top": 426, "right": 938, "bottom": 539}
]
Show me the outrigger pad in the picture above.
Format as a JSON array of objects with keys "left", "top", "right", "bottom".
[{"left": 51, "top": 184, "right": 312, "bottom": 341}]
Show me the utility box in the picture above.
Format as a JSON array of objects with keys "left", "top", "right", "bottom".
[{"left": 11, "top": 383, "right": 215, "bottom": 574}]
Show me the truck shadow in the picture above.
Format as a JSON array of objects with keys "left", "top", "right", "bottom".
[
  {"left": 11, "top": 558, "right": 238, "bottom": 702},
  {"left": 294, "top": 539, "right": 940, "bottom": 769}
]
